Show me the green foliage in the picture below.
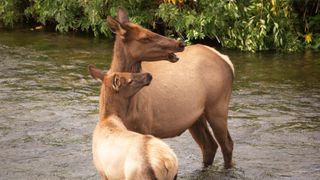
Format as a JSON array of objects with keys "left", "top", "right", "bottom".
[
  {"left": 157, "top": 4, "right": 207, "bottom": 43},
  {"left": 23, "top": 0, "right": 156, "bottom": 38},
  {"left": 0, "top": 0, "right": 18, "bottom": 27},
  {"left": 295, "top": 0, "right": 320, "bottom": 51},
  {"left": 24, "top": 0, "right": 110, "bottom": 37},
  {"left": 0, "top": 0, "right": 319, "bottom": 52},
  {"left": 157, "top": 0, "right": 300, "bottom": 52}
]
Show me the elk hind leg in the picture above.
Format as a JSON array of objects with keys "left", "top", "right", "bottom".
[
  {"left": 205, "top": 107, "right": 234, "bottom": 169},
  {"left": 189, "top": 116, "right": 219, "bottom": 167}
]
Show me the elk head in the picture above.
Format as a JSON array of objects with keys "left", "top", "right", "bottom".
[{"left": 107, "top": 8, "right": 185, "bottom": 63}]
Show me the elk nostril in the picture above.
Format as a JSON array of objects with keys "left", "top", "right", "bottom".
[
  {"left": 178, "top": 41, "right": 185, "bottom": 49},
  {"left": 146, "top": 73, "right": 153, "bottom": 82}
]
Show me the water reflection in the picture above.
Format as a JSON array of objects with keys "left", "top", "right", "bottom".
[{"left": 0, "top": 30, "right": 319, "bottom": 179}]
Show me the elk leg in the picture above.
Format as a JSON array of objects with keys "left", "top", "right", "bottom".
[
  {"left": 205, "top": 107, "right": 234, "bottom": 169},
  {"left": 99, "top": 172, "right": 108, "bottom": 180},
  {"left": 188, "top": 117, "right": 218, "bottom": 167}
]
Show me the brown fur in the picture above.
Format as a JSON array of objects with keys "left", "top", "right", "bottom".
[
  {"left": 105, "top": 8, "right": 234, "bottom": 169},
  {"left": 89, "top": 69, "right": 178, "bottom": 180}
]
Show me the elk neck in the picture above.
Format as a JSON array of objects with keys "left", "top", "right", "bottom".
[
  {"left": 99, "top": 85, "right": 131, "bottom": 124},
  {"left": 110, "top": 35, "right": 142, "bottom": 73}
]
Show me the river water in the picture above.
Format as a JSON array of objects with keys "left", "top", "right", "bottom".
[{"left": 0, "top": 30, "right": 319, "bottom": 180}]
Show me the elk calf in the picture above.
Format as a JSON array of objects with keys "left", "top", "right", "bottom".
[{"left": 89, "top": 65, "right": 178, "bottom": 180}]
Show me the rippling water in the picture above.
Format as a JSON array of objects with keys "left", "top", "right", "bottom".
[{"left": 0, "top": 30, "right": 319, "bottom": 180}]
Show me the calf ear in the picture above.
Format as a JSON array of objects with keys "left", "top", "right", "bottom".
[
  {"left": 88, "top": 65, "right": 105, "bottom": 81},
  {"left": 106, "top": 16, "right": 127, "bottom": 37},
  {"left": 112, "top": 74, "right": 121, "bottom": 92}
]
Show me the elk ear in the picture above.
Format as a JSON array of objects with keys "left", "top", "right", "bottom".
[
  {"left": 88, "top": 65, "right": 105, "bottom": 81},
  {"left": 112, "top": 74, "right": 121, "bottom": 92},
  {"left": 107, "top": 16, "right": 127, "bottom": 37},
  {"left": 117, "top": 7, "right": 129, "bottom": 24},
  {"left": 107, "top": 16, "right": 120, "bottom": 33}
]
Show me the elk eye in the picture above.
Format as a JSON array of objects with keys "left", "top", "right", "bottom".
[
  {"left": 128, "top": 79, "right": 133, "bottom": 84},
  {"left": 140, "top": 37, "right": 151, "bottom": 43}
]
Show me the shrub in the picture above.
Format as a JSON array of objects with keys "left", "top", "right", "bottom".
[
  {"left": 0, "top": 0, "right": 319, "bottom": 52},
  {"left": 157, "top": 0, "right": 301, "bottom": 51}
]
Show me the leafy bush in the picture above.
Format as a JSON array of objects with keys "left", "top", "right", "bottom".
[
  {"left": 157, "top": 0, "right": 300, "bottom": 51},
  {"left": 293, "top": 0, "right": 320, "bottom": 51},
  {"left": 0, "top": 0, "right": 19, "bottom": 27},
  {"left": 0, "top": 0, "right": 319, "bottom": 52},
  {"left": 23, "top": 0, "right": 156, "bottom": 37}
]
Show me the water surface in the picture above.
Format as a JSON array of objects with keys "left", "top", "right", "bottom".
[{"left": 0, "top": 30, "right": 319, "bottom": 180}]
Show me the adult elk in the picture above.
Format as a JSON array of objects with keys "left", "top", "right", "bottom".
[{"left": 104, "top": 8, "right": 235, "bottom": 169}]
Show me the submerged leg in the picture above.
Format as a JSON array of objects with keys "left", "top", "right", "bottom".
[
  {"left": 189, "top": 116, "right": 219, "bottom": 167},
  {"left": 205, "top": 106, "right": 234, "bottom": 169}
]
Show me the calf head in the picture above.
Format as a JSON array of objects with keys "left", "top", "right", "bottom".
[
  {"left": 107, "top": 8, "right": 185, "bottom": 63},
  {"left": 88, "top": 65, "right": 152, "bottom": 98}
]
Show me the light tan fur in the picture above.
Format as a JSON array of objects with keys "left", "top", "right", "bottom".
[
  {"left": 93, "top": 116, "right": 178, "bottom": 180},
  {"left": 90, "top": 70, "right": 178, "bottom": 180},
  {"left": 202, "top": 46, "right": 235, "bottom": 76}
]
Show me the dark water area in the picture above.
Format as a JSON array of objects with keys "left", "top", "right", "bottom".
[{"left": 0, "top": 30, "right": 319, "bottom": 180}]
